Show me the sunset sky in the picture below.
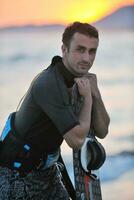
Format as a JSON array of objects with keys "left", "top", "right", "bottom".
[{"left": 0, "top": 0, "right": 134, "bottom": 27}]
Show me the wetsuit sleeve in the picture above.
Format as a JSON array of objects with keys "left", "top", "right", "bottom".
[{"left": 32, "top": 80, "right": 79, "bottom": 136}]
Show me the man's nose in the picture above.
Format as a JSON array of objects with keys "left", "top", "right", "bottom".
[{"left": 82, "top": 52, "right": 90, "bottom": 62}]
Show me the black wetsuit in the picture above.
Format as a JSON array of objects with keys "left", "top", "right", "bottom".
[
  {"left": 15, "top": 56, "right": 79, "bottom": 153},
  {"left": 0, "top": 56, "right": 79, "bottom": 200}
]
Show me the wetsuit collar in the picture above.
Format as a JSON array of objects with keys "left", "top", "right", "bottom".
[{"left": 51, "top": 56, "right": 75, "bottom": 88}]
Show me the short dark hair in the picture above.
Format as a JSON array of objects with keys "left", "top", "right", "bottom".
[{"left": 62, "top": 22, "right": 99, "bottom": 48}]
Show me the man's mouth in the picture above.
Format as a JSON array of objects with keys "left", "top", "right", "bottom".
[{"left": 79, "top": 63, "right": 90, "bottom": 69}]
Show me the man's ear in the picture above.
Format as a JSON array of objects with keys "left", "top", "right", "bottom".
[{"left": 61, "top": 44, "right": 67, "bottom": 56}]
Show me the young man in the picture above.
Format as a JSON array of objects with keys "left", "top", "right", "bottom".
[{"left": 0, "top": 22, "right": 110, "bottom": 199}]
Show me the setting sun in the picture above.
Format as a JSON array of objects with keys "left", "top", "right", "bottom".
[{"left": 0, "top": 0, "right": 134, "bottom": 27}]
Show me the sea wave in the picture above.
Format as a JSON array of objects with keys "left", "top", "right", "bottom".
[
  {"left": 0, "top": 53, "right": 49, "bottom": 63},
  {"left": 100, "top": 150, "right": 134, "bottom": 182},
  {"left": 63, "top": 150, "right": 134, "bottom": 183},
  {"left": 0, "top": 52, "right": 50, "bottom": 65}
]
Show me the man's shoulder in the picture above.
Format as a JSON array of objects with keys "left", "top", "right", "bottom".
[
  {"left": 31, "top": 64, "right": 64, "bottom": 99},
  {"left": 34, "top": 66, "right": 57, "bottom": 87},
  {"left": 35, "top": 56, "right": 63, "bottom": 87}
]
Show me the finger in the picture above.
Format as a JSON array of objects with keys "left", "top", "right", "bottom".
[
  {"left": 75, "top": 78, "right": 90, "bottom": 88},
  {"left": 74, "top": 78, "right": 79, "bottom": 84},
  {"left": 84, "top": 73, "right": 97, "bottom": 79}
]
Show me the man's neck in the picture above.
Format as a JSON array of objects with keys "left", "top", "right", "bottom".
[{"left": 52, "top": 56, "right": 75, "bottom": 88}]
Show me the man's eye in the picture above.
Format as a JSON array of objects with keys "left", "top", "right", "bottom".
[{"left": 89, "top": 49, "right": 96, "bottom": 54}]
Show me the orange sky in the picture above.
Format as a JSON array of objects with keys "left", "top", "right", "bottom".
[{"left": 0, "top": 0, "right": 134, "bottom": 27}]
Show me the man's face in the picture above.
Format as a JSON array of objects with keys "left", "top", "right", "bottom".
[{"left": 62, "top": 32, "right": 99, "bottom": 76}]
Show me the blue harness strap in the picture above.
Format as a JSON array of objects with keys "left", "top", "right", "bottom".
[
  {"left": 0, "top": 113, "right": 14, "bottom": 152},
  {"left": 0, "top": 113, "right": 13, "bottom": 141}
]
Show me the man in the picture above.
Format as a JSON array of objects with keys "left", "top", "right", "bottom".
[{"left": 0, "top": 22, "right": 110, "bottom": 199}]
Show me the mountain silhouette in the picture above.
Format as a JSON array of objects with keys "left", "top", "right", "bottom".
[{"left": 93, "top": 5, "right": 134, "bottom": 29}]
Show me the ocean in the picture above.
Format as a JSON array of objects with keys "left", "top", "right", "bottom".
[{"left": 0, "top": 27, "right": 134, "bottom": 199}]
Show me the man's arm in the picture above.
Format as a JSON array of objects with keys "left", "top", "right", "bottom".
[
  {"left": 86, "top": 73, "right": 110, "bottom": 139},
  {"left": 64, "top": 77, "right": 92, "bottom": 149}
]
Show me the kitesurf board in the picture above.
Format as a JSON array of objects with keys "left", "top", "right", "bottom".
[{"left": 73, "top": 149, "right": 102, "bottom": 200}]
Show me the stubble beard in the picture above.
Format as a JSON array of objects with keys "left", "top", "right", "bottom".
[{"left": 69, "top": 65, "right": 88, "bottom": 77}]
